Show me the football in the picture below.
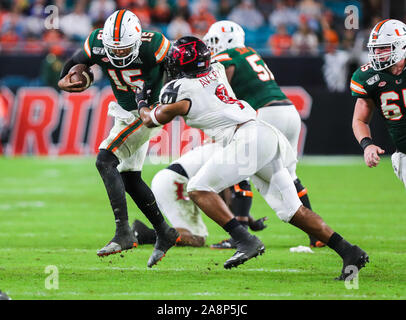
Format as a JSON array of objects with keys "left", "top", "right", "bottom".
[{"left": 69, "top": 64, "right": 94, "bottom": 88}]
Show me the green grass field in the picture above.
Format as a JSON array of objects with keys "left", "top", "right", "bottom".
[{"left": 0, "top": 156, "right": 405, "bottom": 300}]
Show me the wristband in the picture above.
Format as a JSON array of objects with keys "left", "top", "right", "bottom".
[
  {"left": 360, "top": 137, "right": 374, "bottom": 150},
  {"left": 150, "top": 107, "right": 162, "bottom": 126}
]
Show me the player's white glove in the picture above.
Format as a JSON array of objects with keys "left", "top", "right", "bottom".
[{"left": 107, "top": 101, "right": 135, "bottom": 125}]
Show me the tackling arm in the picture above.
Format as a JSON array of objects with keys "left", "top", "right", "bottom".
[{"left": 139, "top": 100, "right": 191, "bottom": 128}]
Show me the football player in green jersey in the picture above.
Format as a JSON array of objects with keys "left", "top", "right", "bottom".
[
  {"left": 203, "top": 21, "right": 324, "bottom": 248},
  {"left": 58, "top": 10, "right": 180, "bottom": 267},
  {"left": 351, "top": 19, "right": 406, "bottom": 188}
]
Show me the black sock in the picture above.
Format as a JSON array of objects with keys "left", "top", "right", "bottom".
[
  {"left": 223, "top": 218, "right": 251, "bottom": 243},
  {"left": 238, "top": 220, "right": 249, "bottom": 229},
  {"left": 96, "top": 149, "right": 129, "bottom": 233},
  {"left": 327, "top": 232, "right": 353, "bottom": 259},
  {"left": 121, "top": 171, "right": 168, "bottom": 233},
  {"left": 230, "top": 181, "right": 252, "bottom": 229}
]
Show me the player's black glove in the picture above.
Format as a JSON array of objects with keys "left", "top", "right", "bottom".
[
  {"left": 136, "top": 85, "right": 150, "bottom": 113},
  {"left": 248, "top": 216, "right": 268, "bottom": 231}
]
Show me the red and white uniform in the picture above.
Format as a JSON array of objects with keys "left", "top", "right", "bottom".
[{"left": 154, "top": 62, "right": 301, "bottom": 222}]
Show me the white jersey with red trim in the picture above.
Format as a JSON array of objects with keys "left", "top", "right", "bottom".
[{"left": 159, "top": 62, "right": 256, "bottom": 144}]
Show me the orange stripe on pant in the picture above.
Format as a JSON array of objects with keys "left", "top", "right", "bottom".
[{"left": 107, "top": 119, "right": 143, "bottom": 153}]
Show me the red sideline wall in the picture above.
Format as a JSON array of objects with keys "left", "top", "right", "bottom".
[{"left": 0, "top": 86, "right": 312, "bottom": 157}]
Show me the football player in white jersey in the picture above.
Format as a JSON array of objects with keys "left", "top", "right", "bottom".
[
  {"left": 136, "top": 36, "right": 369, "bottom": 279},
  {"left": 132, "top": 141, "right": 268, "bottom": 247},
  {"left": 203, "top": 20, "right": 324, "bottom": 248}
]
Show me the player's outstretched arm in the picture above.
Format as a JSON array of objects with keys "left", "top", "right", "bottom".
[
  {"left": 352, "top": 97, "right": 385, "bottom": 167},
  {"left": 138, "top": 100, "right": 190, "bottom": 128}
]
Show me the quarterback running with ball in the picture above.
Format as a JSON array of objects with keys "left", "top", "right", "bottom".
[
  {"left": 58, "top": 10, "right": 179, "bottom": 267},
  {"left": 352, "top": 19, "right": 406, "bottom": 188}
]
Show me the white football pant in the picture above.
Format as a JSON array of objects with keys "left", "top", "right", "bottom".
[
  {"left": 391, "top": 151, "right": 406, "bottom": 188},
  {"left": 187, "top": 120, "right": 302, "bottom": 222},
  {"left": 151, "top": 168, "right": 208, "bottom": 238},
  {"left": 256, "top": 104, "right": 301, "bottom": 180}
]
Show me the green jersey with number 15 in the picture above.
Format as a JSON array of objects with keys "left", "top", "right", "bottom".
[
  {"left": 351, "top": 62, "right": 406, "bottom": 153},
  {"left": 82, "top": 28, "right": 170, "bottom": 111},
  {"left": 213, "top": 47, "right": 287, "bottom": 110}
]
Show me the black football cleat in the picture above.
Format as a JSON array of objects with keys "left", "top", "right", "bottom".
[
  {"left": 335, "top": 245, "right": 369, "bottom": 281},
  {"left": 224, "top": 235, "right": 265, "bottom": 269},
  {"left": 210, "top": 238, "right": 237, "bottom": 249},
  {"left": 131, "top": 219, "right": 157, "bottom": 245},
  {"left": 97, "top": 228, "right": 138, "bottom": 257},
  {"left": 147, "top": 227, "right": 181, "bottom": 268}
]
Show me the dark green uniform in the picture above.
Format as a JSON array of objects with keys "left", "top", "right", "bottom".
[
  {"left": 351, "top": 62, "right": 406, "bottom": 153},
  {"left": 213, "top": 47, "right": 287, "bottom": 110},
  {"left": 83, "top": 28, "right": 170, "bottom": 111}
]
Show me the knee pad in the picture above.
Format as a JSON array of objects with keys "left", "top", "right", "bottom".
[{"left": 95, "top": 149, "right": 119, "bottom": 173}]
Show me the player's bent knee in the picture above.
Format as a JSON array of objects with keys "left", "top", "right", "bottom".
[
  {"left": 276, "top": 207, "right": 297, "bottom": 223},
  {"left": 187, "top": 190, "right": 200, "bottom": 202},
  {"left": 187, "top": 181, "right": 213, "bottom": 194},
  {"left": 95, "top": 149, "right": 119, "bottom": 173}
]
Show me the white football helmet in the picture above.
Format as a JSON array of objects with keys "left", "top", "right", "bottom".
[
  {"left": 203, "top": 20, "right": 245, "bottom": 55},
  {"left": 367, "top": 19, "right": 406, "bottom": 71},
  {"left": 102, "top": 10, "right": 142, "bottom": 68}
]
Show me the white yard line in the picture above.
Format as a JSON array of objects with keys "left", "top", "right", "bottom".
[{"left": 7, "top": 290, "right": 405, "bottom": 299}]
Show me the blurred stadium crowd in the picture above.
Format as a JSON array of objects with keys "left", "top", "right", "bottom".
[
  {"left": 0, "top": 0, "right": 388, "bottom": 56},
  {"left": 0, "top": 0, "right": 393, "bottom": 91}
]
